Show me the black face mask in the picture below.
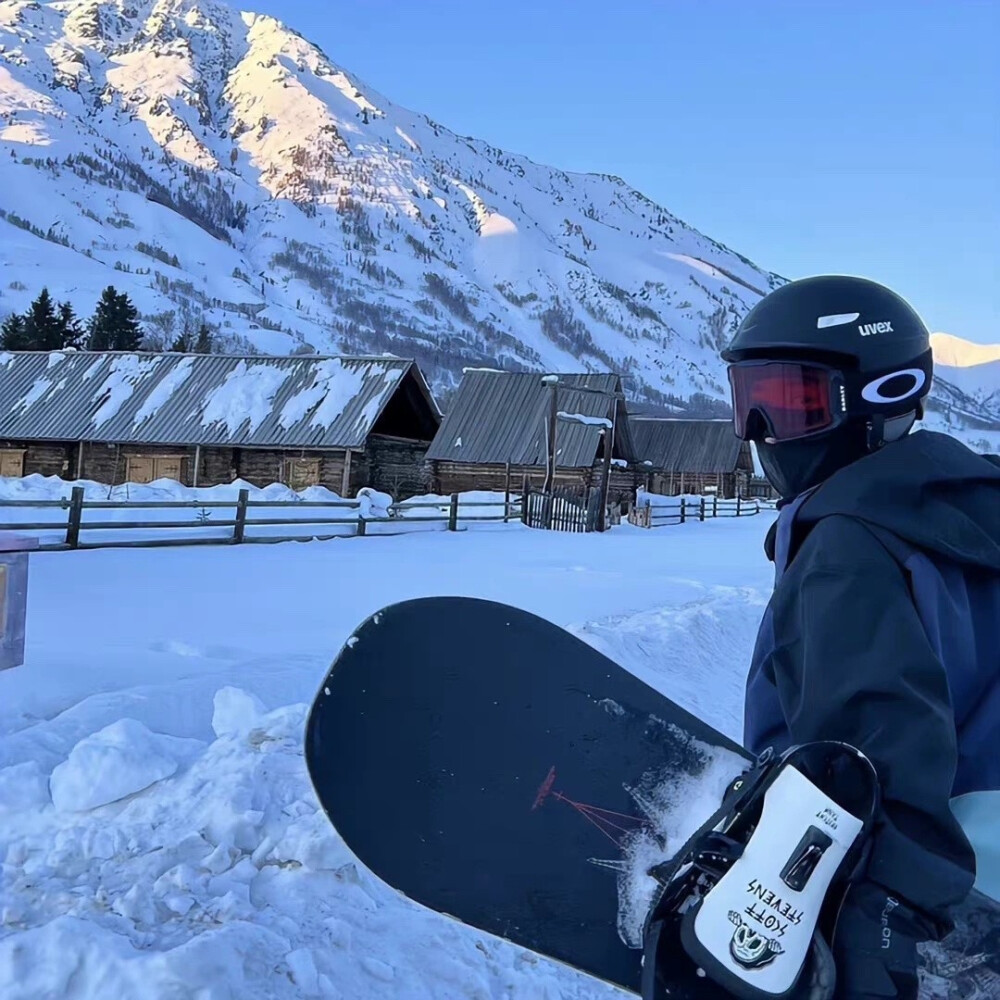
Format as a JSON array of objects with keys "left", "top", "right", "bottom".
[{"left": 756, "top": 422, "right": 869, "bottom": 500}]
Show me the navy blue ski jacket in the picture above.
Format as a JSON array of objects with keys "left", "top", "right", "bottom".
[{"left": 744, "top": 430, "right": 1000, "bottom": 930}]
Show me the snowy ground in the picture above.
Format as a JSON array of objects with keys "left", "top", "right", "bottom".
[{"left": 0, "top": 509, "right": 777, "bottom": 999}]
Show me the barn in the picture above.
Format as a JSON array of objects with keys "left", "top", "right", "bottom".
[
  {"left": 0, "top": 351, "right": 440, "bottom": 497},
  {"left": 629, "top": 417, "right": 756, "bottom": 498},
  {"left": 425, "top": 370, "right": 637, "bottom": 502}
]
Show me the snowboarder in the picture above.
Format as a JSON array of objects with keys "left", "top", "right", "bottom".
[{"left": 716, "top": 274, "right": 1000, "bottom": 998}]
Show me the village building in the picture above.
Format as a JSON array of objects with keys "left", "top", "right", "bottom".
[
  {"left": 629, "top": 417, "right": 756, "bottom": 498},
  {"left": 424, "top": 370, "right": 637, "bottom": 502},
  {"left": 0, "top": 351, "right": 440, "bottom": 497}
]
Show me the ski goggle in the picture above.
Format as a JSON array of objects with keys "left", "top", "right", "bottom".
[{"left": 727, "top": 361, "right": 846, "bottom": 442}]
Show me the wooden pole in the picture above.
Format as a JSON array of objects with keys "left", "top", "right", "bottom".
[
  {"left": 543, "top": 383, "right": 558, "bottom": 492},
  {"left": 76, "top": 441, "right": 85, "bottom": 479},
  {"left": 448, "top": 493, "right": 459, "bottom": 531},
  {"left": 596, "top": 401, "right": 615, "bottom": 532},
  {"left": 341, "top": 450, "right": 352, "bottom": 498},
  {"left": 192, "top": 444, "right": 201, "bottom": 487}
]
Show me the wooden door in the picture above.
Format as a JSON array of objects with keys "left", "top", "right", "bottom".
[
  {"left": 155, "top": 457, "right": 183, "bottom": 483},
  {"left": 285, "top": 458, "right": 321, "bottom": 490},
  {"left": 0, "top": 451, "right": 24, "bottom": 478},
  {"left": 127, "top": 456, "right": 154, "bottom": 484}
]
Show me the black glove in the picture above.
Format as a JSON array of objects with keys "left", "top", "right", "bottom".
[{"left": 831, "top": 881, "right": 936, "bottom": 999}]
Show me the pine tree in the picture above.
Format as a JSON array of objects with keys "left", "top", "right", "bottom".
[
  {"left": 0, "top": 313, "right": 29, "bottom": 350},
  {"left": 22, "top": 288, "right": 63, "bottom": 350},
  {"left": 170, "top": 331, "right": 191, "bottom": 352},
  {"left": 87, "top": 286, "right": 143, "bottom": 350},
  {"left": 193, "top": 323, "right": 213, "bottom": 353},
  {"left": 58, "top": 301, "right": 86, "bottom": 349}
]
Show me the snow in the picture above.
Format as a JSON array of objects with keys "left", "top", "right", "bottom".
[
  {"left": 355, "top": 487, "right": 393, "bottom": 519},
  {"left": 0, "top": 484, "right": 778, "bottom": 999},
  {"left": 277, "top": 360, "right": 400, "bottom": 432},
  {"left": 49, "top": 718, "right": 203, "bottom": 812},
  {"left": 14, "top": 375, "right": 55, "bottom": 411},
  {"left": 931, "top": 332, "right": 1000, "bottom": 368},
  {"left": 557, "top": 411, "right": 613, "bottom": 429},
  {"left": 614, "top": 740, "right": 747, "bottom": 947},
  {"left": 200, "top": 361, "right": 293, "bottom": 436},
  {"left": 92, "top": 355, "right": 165, "bottom": 427},
  {"left": 133, "top": 356, "right": 196, "bottom": 426}
]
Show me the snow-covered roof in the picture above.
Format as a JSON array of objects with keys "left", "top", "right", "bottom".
[
  {"left": 0, "top": 352, "right": 435, "bottom": 449},
  {"left": 426, "top": 370, "right": 636, "bottom": 467}
]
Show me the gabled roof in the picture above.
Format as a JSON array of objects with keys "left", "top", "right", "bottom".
[
  {"left": 629, "top": 417, "right": 745, "bottom": 473},
  {"left": 427, "top": 370, "right": 635, "bottom": 467},
  {"left": 0, "top": 351, "right": 437, "bottom": 448}
]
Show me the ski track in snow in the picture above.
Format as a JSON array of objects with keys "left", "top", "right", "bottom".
[{"left": 0, "top": 496, "right": 778, "bottom": 998}]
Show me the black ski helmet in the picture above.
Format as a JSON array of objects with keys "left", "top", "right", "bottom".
[
  {"left": 723, "top": 275, "right": 933, "bottom": 440},
  {"left": 722, "top": 275, "right": 934, "bottom": 497}
]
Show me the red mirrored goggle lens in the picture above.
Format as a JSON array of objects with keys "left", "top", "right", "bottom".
[{"left": 728, "top": 362, "right": 835, "bottom": 441}]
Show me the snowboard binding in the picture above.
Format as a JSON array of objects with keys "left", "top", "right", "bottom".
[{"left": 640, "top": 741, "right": 880, "bottom": 1000}]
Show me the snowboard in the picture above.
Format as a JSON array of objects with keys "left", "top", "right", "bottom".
[{"left": 304, "top": 597, "right": 1000, "bottom": 999}]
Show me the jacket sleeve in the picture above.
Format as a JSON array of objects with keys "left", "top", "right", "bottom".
[{"left": 766, "top": 514, "right": 975, "bottom": 930}]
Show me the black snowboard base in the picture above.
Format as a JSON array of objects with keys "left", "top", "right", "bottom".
[{"left": 305, "top": 597, "right": 1000, "bottom": 998}]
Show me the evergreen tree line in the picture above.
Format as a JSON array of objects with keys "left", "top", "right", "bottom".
[{"left": 0, "top": 286, "right": 213, "bottom": 353}]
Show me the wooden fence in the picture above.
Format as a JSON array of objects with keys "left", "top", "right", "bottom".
[
  {"left": 628, "top": 495, "right": 764, "bottom": 528},
  {"left": 522, "top": 486, "right": 605, "bottom": 533},
  {"left": 0, "top": 488, "right": 522, "bottom": 552}
]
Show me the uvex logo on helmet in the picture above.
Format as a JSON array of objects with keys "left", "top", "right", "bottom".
[{"left": 858, "top": 321, "right": 894, "bottom": 337}]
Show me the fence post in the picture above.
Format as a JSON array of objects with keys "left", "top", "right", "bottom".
[
  {"left": 65, "top": 486, "right": 85, "bottom": 549},
  {"left": 700, "top": 497, "right": 706, "bottom": 522},
  {"left": 737, "top": 495, "right": 742, "bottom": 517},
  {"left": 712, "top": 494, "right": 718, "bottom": 518},
  {"left": 356, "top": 512, "right": 367, "bottom": 536},
  {"left": 680, "top": 500, "right": 686, "bottom": 524},
  {"left": 448, "top": 493, "right": 459, "bottom": 531},
  {"left": 233, "top": 488, "right": 249, "bottom": 543},
  {"left": 503, "top": 462, "right": 512, "bottom": 523}
]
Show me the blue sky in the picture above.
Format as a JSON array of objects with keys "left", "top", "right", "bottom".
[{"left": 251, "top": 0, "right": 998, "bottom": 344}]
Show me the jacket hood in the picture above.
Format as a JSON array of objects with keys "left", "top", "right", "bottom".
[{"left": 793, "top": 430, "right": 1000, "bottom": 571}]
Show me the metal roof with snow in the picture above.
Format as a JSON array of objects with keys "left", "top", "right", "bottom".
[
  {"left": 0, "top": 351, "right": 438, "bottom": 448},
  {"left": 629, "top": 417, "right": 746, "bottom": 473},
  {"left": 426, "top": 370, "right": 635, "bottom": 467}
]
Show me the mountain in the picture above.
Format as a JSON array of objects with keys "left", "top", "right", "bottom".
[
  {"left": 928, "top": 333, "right": 1000, "bottom": 445},
  {"left": 931, "top": 332, "right": 1000, "bottom": 369},
  {"left": 0, "top": 0, "right": 997, "bottom": 448}
]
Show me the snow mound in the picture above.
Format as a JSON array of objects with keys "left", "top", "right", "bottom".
[
  {"left": 212, "top": 686, "right": 268, "bottom": 739},
  {"left": 50, "top": 718, "right": 204, "bottom": 812},
  {"left": 355, "top": 487, "right": 394, "bottom": 519},
  {"left": 0, "top": 760, "right": 49, "bottom": 811}
]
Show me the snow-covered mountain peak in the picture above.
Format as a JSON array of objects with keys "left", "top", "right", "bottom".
[
  {"left": 931, "top": 332, "right": 1000, "bottom": 369},
  {"left": 1, "top": 0, "right": 997, "bottom": 447}
]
